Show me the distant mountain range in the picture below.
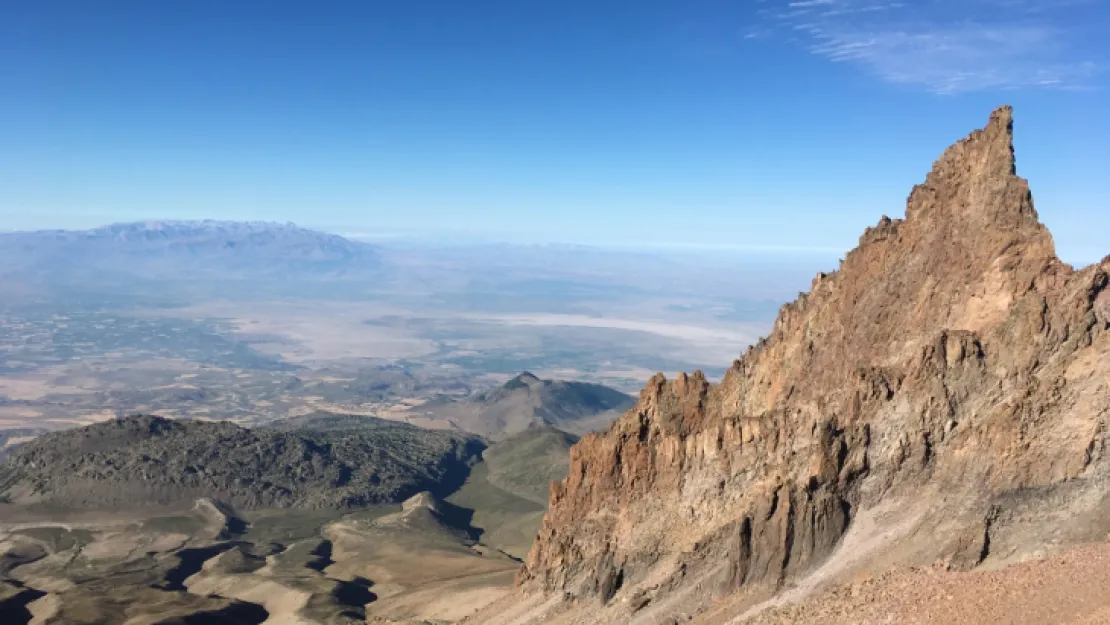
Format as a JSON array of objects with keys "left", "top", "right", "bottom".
[{"left": 0, "top": 220, "right": 382, "bottom": 283}]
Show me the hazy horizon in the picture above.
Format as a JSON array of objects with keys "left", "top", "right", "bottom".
[
  {"left": 0, "top": 216, "right": 1101, "bottom": 268},
  {"left": 2, "top": 2, "right": 1107, "bottom": 265}
]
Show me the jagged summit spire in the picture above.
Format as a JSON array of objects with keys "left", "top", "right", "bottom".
[
  {"left": 985, "top": 104, "right": 1017, "bottom": 174},
  {"left": 901, "top": 105, "right": 1052, "bottom": 261},
  {"left": 988, "top": 104, "right": 1013, "bottom": 130}
]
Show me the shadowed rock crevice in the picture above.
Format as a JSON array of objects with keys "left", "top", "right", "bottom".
[
  {"left": 332, "top": 576, "right": 376, "bottom": 610},
  {"left": 153, "top": 600, "right": 269, "bottom": 625},
  {"left": 306, "top": 540, "right": 334, "bottom": 572},
  {"left": 157, "top": 543, "right": 243, "bottom": 591},
  {"left": 0, "top": 581, "right": 47, "bottom": 625}
]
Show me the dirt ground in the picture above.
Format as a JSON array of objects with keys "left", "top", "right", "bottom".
[{"left": 731, "top": 541, "right": 1110, "bottom": 625}]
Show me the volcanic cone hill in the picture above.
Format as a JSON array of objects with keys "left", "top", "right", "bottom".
[
  {"left": 465, "top": 107, "right": 1110, "bottom": 624},
  {"left": 417, "top": 372, "right": 634, "bottom": 440},
  {"left": 0, "top": 414, "right": 483, "bottom": 509}
]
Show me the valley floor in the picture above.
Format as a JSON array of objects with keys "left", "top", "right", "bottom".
[{"left": 0, "top": 494, "right": 521, "bottom": 625}]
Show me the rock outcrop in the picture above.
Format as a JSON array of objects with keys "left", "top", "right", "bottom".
[{"left": 512, "top": 108, "right": 1110, "bottom": 622}]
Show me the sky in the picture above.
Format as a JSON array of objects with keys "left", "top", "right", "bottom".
[{"left": 1, "top": 0, "right": 1108, "bottom": 264}]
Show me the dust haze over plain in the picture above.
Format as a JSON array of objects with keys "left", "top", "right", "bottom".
[{"left": 0, "top": 220, "right": 825, "bottom": 425}]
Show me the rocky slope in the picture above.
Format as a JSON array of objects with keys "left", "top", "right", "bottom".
[
  {"left": 483, "top": 425, "right": 580, "bottom": 506},
  {"left": 498, "top": 107, "right": 1110, "bottom": 623},
  {"left": 0, "top": 429, "right": 47, "bottom": 464},
  {"left": 0, "top": 414, "right": 483, "bottom": 509},
  {"left": 737, "top": 541, "right": 1110, "bottom": 625},
  {"left": 416, "top": 372, "right": 633, "bottom": 440}
]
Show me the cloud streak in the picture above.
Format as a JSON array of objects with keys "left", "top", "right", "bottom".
[{"left": 755, "top": 0, "right": 1104, "bottom": 93}]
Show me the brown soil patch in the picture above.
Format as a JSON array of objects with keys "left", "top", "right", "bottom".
[{"left": 737, "top": 542, "right": 1110, "bottom": 625}]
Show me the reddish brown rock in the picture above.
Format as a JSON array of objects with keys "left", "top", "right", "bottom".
[{"left": 512, "top": 107, "right": 1110, "bottom": 621}]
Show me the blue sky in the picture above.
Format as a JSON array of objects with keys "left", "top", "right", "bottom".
[{"left": 1, "top": 0, "right": 1107, "bottom": 264}]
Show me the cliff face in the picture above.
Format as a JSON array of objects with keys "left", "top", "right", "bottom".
[{"left": 516, "top": 108, "right": 1110, "bottom": 615}]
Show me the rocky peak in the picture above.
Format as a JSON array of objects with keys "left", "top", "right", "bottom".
[
  {"left": 510, "top": 108, "right": 1110, "bottom": 623},
  {"left": 905, "top": 105, "right": 1052, "bottom": 257},
  {"left": 504, "top": 371, "right": 544, "bottom": 391},
  {"left": 401, "top": 491, "right": 443, "bottom": 515}
]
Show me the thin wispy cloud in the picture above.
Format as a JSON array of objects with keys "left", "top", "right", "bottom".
[{"left": 754, "top": 0, "right": 1104, "bottom": 93}]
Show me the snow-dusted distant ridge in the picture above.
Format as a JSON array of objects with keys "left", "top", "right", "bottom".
[{"left": 0, "top": 220, "right": 382, "bottom": 279}]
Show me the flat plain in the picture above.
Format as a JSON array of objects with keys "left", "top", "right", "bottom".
[{"left": 0, "top": 238, "right": 816, "bottom": 432}]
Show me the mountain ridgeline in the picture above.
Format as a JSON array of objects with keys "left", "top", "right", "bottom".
[
  {"left": 0, "top": 372, "right": 631, "bottom": 512},
  {"left": 415, "top": 372, "right": 635, "bottom": 440},
  {"left": 0, "top": 220, "right": 382, "bottom": 294},
  {"left": 0, "top": 414, "right": 482, "bottom": 509},
  {"left": 453, "top": 108, "right": 1110, "bottom": 624}
]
